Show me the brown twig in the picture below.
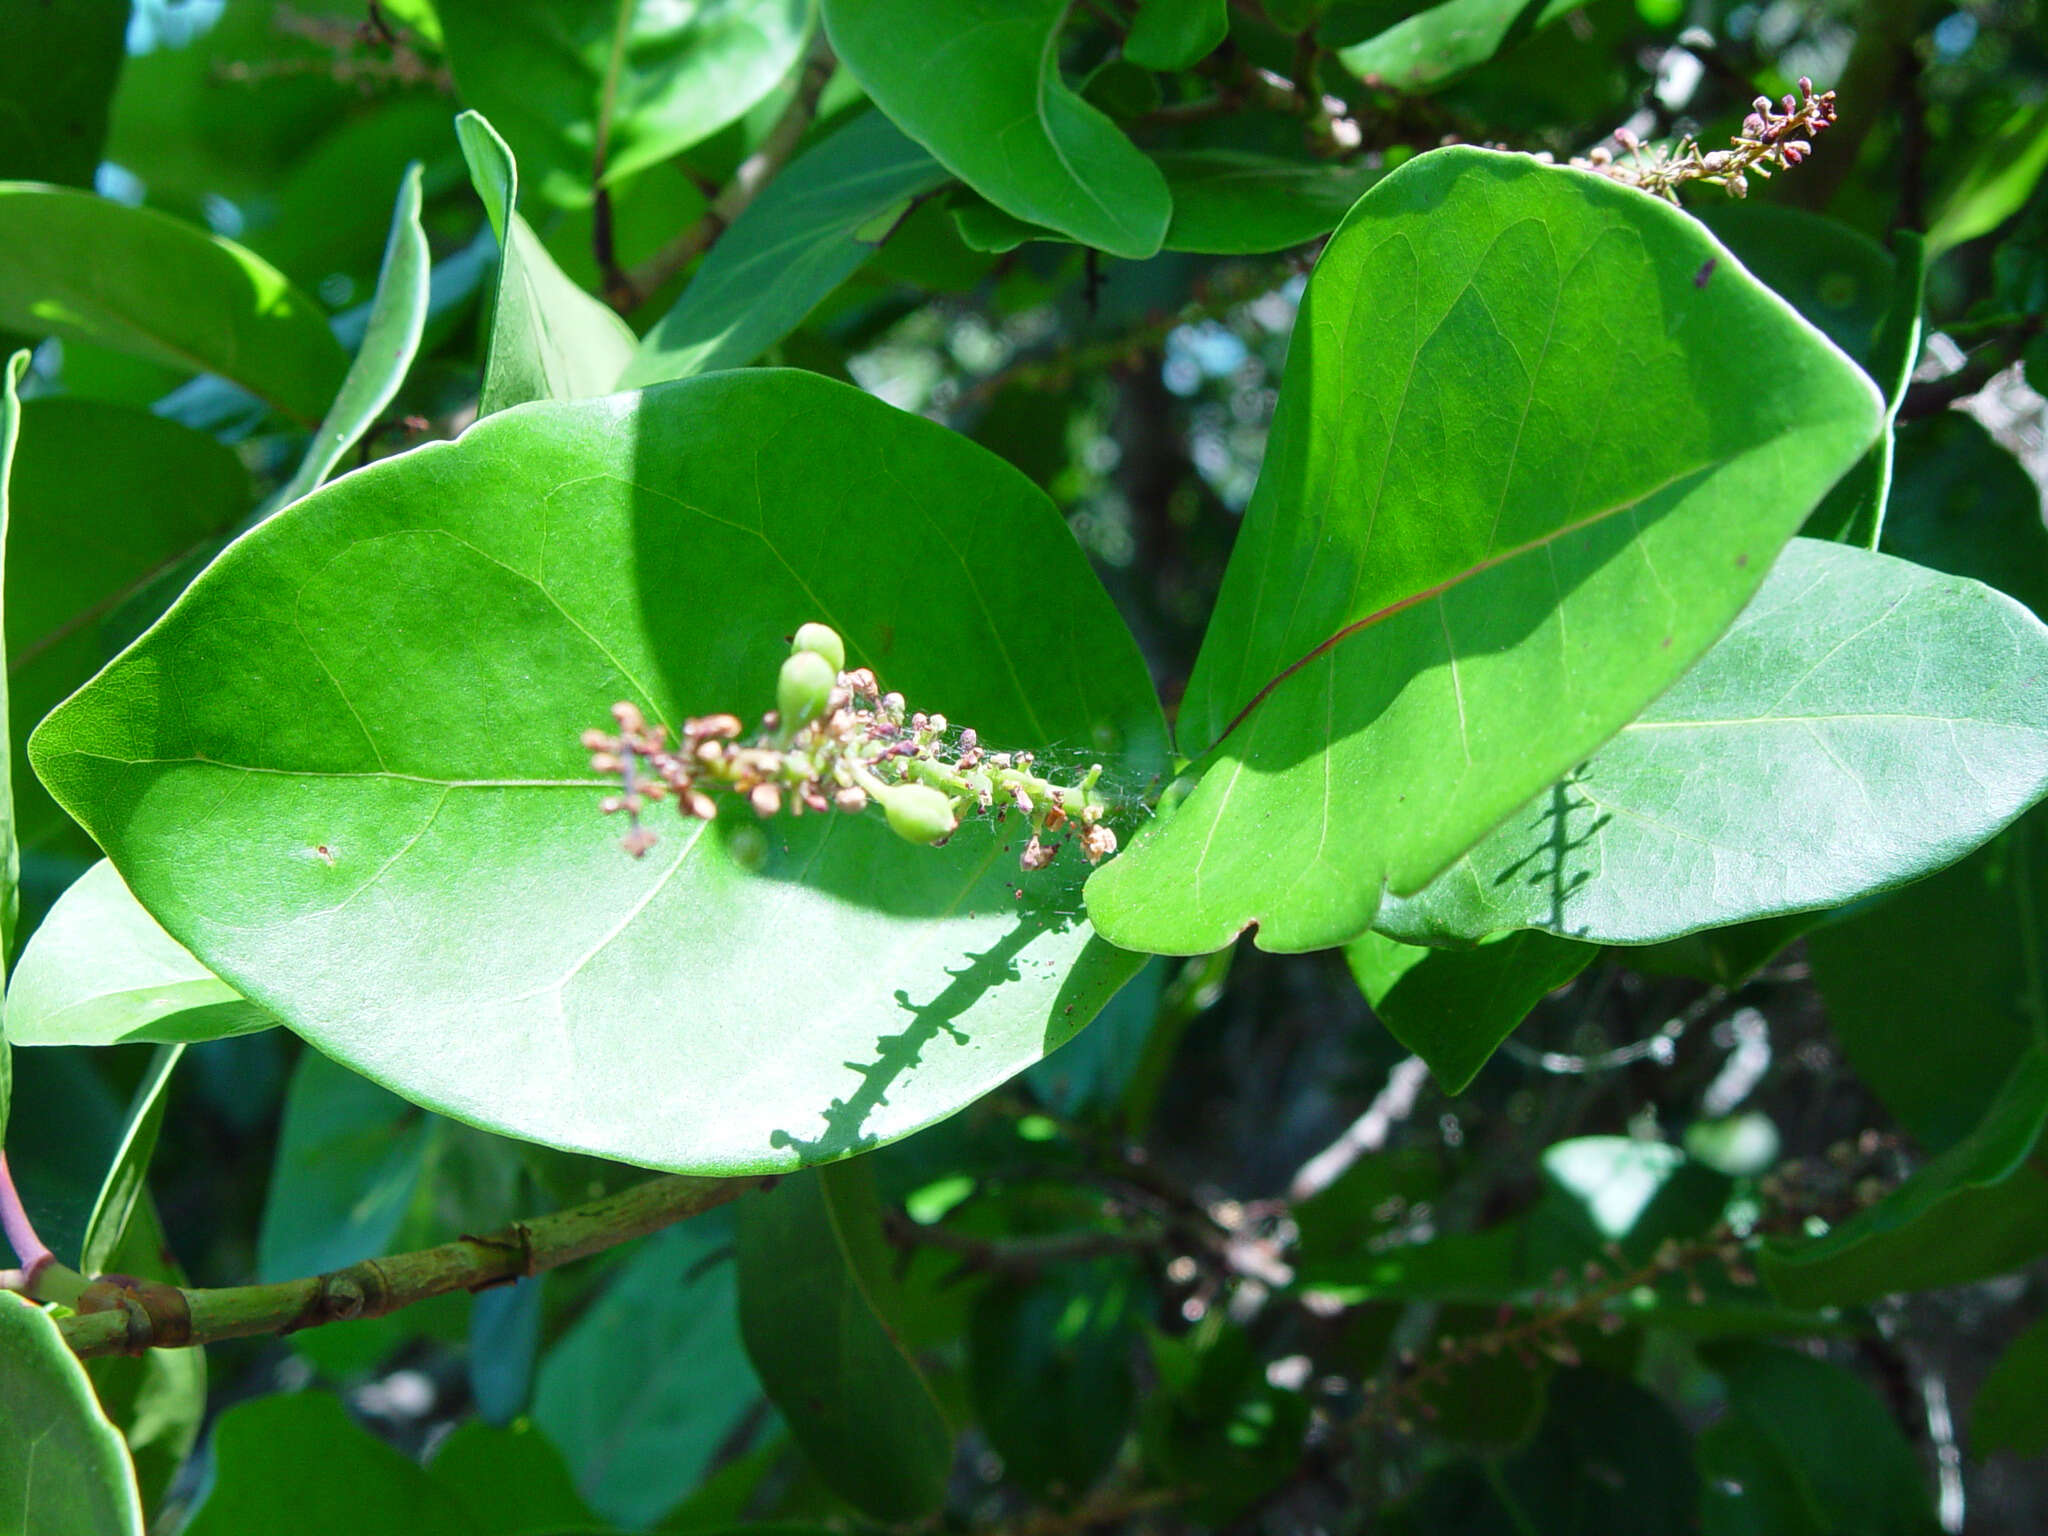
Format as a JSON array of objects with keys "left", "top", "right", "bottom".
[
  {"left": 57, "top": 1172, "right": 768, "bottom": 1359},
  {"left": 614, "top": 38, "right": 838, "bottom": 309}
]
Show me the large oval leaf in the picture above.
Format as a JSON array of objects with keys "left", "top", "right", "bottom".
[
  {"left": 1083, "top": 149, "right": 1883, "bottom": 955},
  {"left": 31, "top": 370, "right": 1166, "bottom": 1173},
  {"left": 1374, "top": 539, "right": 2048, "bottom": 945},
  {"left": 823, "top": 0, "right": 1172, "bottom": 260},
  {"left": 0, "top": 184, "right": 347, "bottom": 426}
]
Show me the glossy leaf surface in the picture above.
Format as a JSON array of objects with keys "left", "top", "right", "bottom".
[
  {"left": 456, "top": 112, "right": 638, "bottom": 415},
  {"left": 439, "top": 0, "right": 815, "bottom": 206},
  {"left": 0, "top": 1293, "right": 143, "bottom": 1536},
  {"left": 5, "top": 861, "right": 272, "bottom": 1047},
  {"left": 622, "top": 110, "right": 951, "bottom": 386},
  {"left": 739, "top": 1162, "right": 953, "bottom": 1519},
  {"left": 1347, "top": 928, "right": 1593, "bottom": 1090},
  {"left": 269, "top": 165, "right": 432, "bottom": 510},
  {"left": 0, "top": 185, "right": 347, "bottom": 425},
  {"left": 824, "top": 0, "right": 1172, "bottom": 259},
  {"left": 1086, "top": 150, "right": 1882, "bottom": 955},
  {"left": 1376, "top": 539, "right": 2048, "bottom": 945},
  {"left": 1761, "top": 1048, "right": 2048, "bottom": 1305},
  {"left": 33, "top": 369, "right": 1165, "bottom": 1173}
]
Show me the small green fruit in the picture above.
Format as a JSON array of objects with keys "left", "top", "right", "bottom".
[
  {"left": 877, "top": 782, "right": 958, "bottom": 845},
  {"left": 790, "top": 621, "right": 846, "bottom": 674},
  {"left": 777, "top": 649, "right": 837, "bottom": 733}
]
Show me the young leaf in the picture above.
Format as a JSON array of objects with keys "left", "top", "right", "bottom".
[
  {"left": 454, "top": 111, "right": 638, "bottom": 415},
  {"left": 1085, "top": 150, "right": 1884, "bottom": 956},
  {"left": 1346, "top": 929, "right": 1594, "bottom": 1091},
  {"left": 79, "top": 1043, "right": 184, "bottom": 1277},
  {"left": 6, "top": 399, "right": 249, "bottom": 859},
  {"left": 533, "top": 1216, "right": 761, "bottom": 1527},
  {"left": 1374, "top": 539, "right": 2048, "bottom": 946},
  {"left": 1124, "top": 0, "right": 1229, "bottom": 71},
  {"left": 1333, "top": 0, "right": 1590, "bottom": 93},
  {"left": 0, "top": 1292, "right": 144, "bottom": 1536},
  {"left": 438, "top": 0, "right": 816, "bottom": 206},
  {"left": 823, "top": 0, "right": 1173, "bottom": 259},
  {"left": 740, "top": 1162, "right": 954, "bottom": 1520},
  {"left": 621, "top": 109, "right": 951, "bottom": 386},
  {"left": 0, "top": 186, "right": 348, "bottom": 425},
  {"left": 1760, "top": 1048, "right": 2048, "bottom": 1305},
  {"left": 183, "top": 1393, "right": 479, "bottom": 1536},
  {"left": 268, "top": 164, "right": 433, "bottom": 511},
  {"left": 1974, "top": 1311, "right": 2048, "bottom": 1460},
  {"left": 5, "top": 860, "right": 274, "bottom": 1047},
  {"left": 30, "top": 370, "right": 1166, "bottom": 1174}
]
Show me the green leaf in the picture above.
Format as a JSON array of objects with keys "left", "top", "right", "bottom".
[
  {"left": 32, "top": 369, "right": 1166, "bottom": 1173},
  {"left": 824, "top": 0, "right": 1172, "bottom": 259},
  {"left": 1761, "top": 1048, "right": 2048, "bottom": 1305},
  {"left": 739, "top": 1162, "right": 953, "bottom": 1520},
  {"left": 1375, "top": 538, "right": 2048, "bottom": 945},
  {"left": 0, "top": 350, "right": 23, "bottom": 970},
  {"left": 6, "top": 398, "right": 249, "bottom": 859},
  {"left": 79, "top": 1044, "right": 185, "bottom": 1277},
  {"left": 968, "top": 1263, "right": 1138, "bottom": 1500},
  {"left": 439, "top": 0, "right": 816, "bottom": 207},
  {"left": 1124, "top": 0, "right": 1229, "bottom": 70},
  {"left": 622, "top": 110, "right": 950, "bottom": 386},
  {"left": 1809, "top": 811, "right": 2047, "bottom": 1150},
  {"left": 1333, "top": 0, "right": 1588, "bottom": 93},
  {"left": 455, "top": 111, "right": 639, "bottom": 415},
  {"left": 0, "top": 186, "right": 348, "bottom": 426},
  {"left": 428, "top": 1419, "right": 599, "bottom": 1536},
  {"left": 1974, "top": 1311, "right": 2048, "bottom": 1460},
  {"left": 269, "top": 165, "right": 433, "bottom": 511},
  {"left": 1882, "top": 412, "right": 2048, "bottom": 621},
  {"left": 1084, "top": 150, "right": 1884, "bottom": 956},
  {"left": 1927, "top": 101, "right": 2048, "bottom": 256},
  {"left": 185, "top": 1392, "right": 480, "bottom": 1536},
  {"left": 0, "top": 1292, "right": 143, "bottom": 1536},
  {"left": 1158, "top": 151, "right": 1382, "bottom": 254},
  {"left": 533, "top": 1215, "right": 761, "bottom": 1528},
  {"left": 1698, "top": 205, "right": 1895, "bottom": 370},
  {"left": 257, "top": 1048, "right": 433, "bottom": 1281},
  {"left": 0, "top": 1, "right": 127, "bottom": 186},
  {"left": 1346, "top": 929, "right": 1594, "bottom": 1091},
  {"left": 5, "top": 861, "right": 275, "bottom": 1047},
  {"left": 1699, "top": 1342, "right": 1940, "bottom": 1536}
]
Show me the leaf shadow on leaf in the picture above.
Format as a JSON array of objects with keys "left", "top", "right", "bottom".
[{"left": 1474, "top": 776, "right": 1614, "bottom": 938}]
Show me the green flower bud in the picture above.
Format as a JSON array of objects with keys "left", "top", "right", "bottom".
[
  {"left": 777, "top": 649, "right": 836, "bottom": 734},
  {"left": 790, "top": 621, "right": 846, "bottom": 674},
  {"left": 876, "top": 782, "right": 958, "bottom": 846}
]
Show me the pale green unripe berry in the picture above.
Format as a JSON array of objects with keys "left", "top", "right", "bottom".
[
  {"left": 777, "top": 649, "right": 836, "bottom": 733},
  {"left": 790, "top": 622, "right": 846, "bottom": 674},
  {"left": 876, "top": 782, "right": 958, "bottom": 845}
]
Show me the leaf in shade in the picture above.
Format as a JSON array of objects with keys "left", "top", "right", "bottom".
[
  {"left": 1333, "top": 0, "right": 1590, "bottom": 93},
  {"left": 1974, "top": 1311, "right": 2048, "bottom": 1460},
  {"left": 6, "top": 861, "right": 274, "bottom": 1047},
  {"left": 824, "top": 0, "right": 1172, "bottom": 259},
  {"left": 1926, "top": 100, "right": 2048, "bottom": 256},
  {"left": 1760, "top": 1048, "right": 2048, "bottom": 1305},
  {"left": 79, "top": 1044, "right": 185, "bottom": 1277},
  {"left": 268, "top": 165, "right": 433, "bottom": 511},
  {"left": 1124, "top": 0, "right": 1229, "bottom": 70},
  {"left": 1374, "top": 539, "right": 2048, "bottom": 946},
  {"left": 30, "top": 370, "right": 1166, "bottom": 1175},
  {"left": 622, "top": 110, "right": 950, "bottom": 386},
  {"left": 438, "top": 0, "right": 815, "bottom": 207},
  {"left": 1084, "top": 150, "right": 1883, "bottom": 956},
  {"left": 1698, "top": 205, "right": 1894, "bottom": 369},
  {"left": 1157, "top": 152, "right": 1382, "bottom": 254},
  {"left": 0, "top": 1, "right": 127, "bottom": 187},
  {"left": 0, "top": 186, "right": 347, "bottom": 425},
  {"left": 1347, "top": 928, "right": 1594, "bottom": 1091},
  {"left": 455, "top": 112, "right": 638, "bottom": 415},
  {"left": 739, "top": 1162, "right": 953, "bottom": 1520},
  {"left": 0, "top": 1293, "right": 143, "bottom": 1536}
]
